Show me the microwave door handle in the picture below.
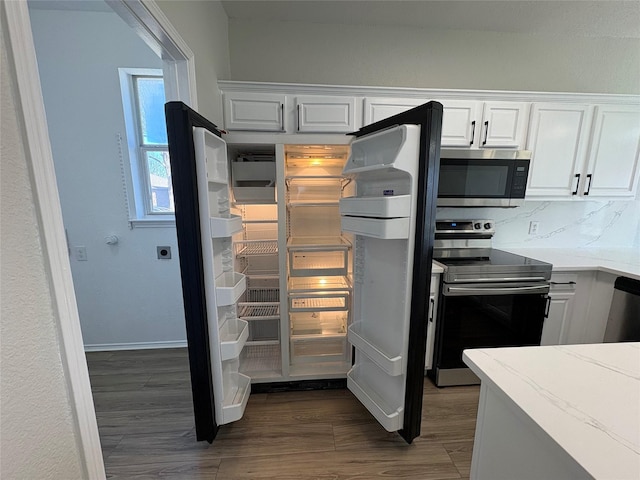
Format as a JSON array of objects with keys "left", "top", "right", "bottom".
[{"left": 445, "top": 285, "right": 550, "bottom": 296}]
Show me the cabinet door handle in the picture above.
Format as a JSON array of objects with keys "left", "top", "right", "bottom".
[
  {"left": 550, "top": 281, "right": 577, "bottom": 285},
  {"left": 544, "top": 296, "right": 551, "bottom": 318},
  {"left": 280, "top": 103, "right": 285, "bottom": 132},
  {"left": 584, "top": 174, "right": 592, "bottom": 195},
  {"left": 429, "top": 298, "right": 435, "bottom": 322},
  {"left": 572, "top": 174, "right": 581, "bottom": 195},
  {"left": 296, "top": 104, "right": 300, "bottom": 132},
  {"left": 469, "top": 121, "right": 476, "bottom": 146},
  {"left": 482, "top": 121, "right": 489, "bottom": 146}
]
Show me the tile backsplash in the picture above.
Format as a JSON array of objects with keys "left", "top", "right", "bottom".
[{"left": 436, "top": 200, "right": 640, "bottom": 249}]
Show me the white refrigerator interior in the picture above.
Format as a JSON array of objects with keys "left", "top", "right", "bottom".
[{"left": 340, "top": 125, "right": 421, "bottom": 432}]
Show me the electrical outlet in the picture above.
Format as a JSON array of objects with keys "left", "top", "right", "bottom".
[
  {"left": 157, "top": 246, "right": 172, "bottom": 259},
  {"left": 74, "top": 246, "right": 88, "bottom": 261},
  {"left": 528, "top": 221, "right": 540, "bottom": 236}
]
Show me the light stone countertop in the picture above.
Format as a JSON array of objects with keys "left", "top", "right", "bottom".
[
  {"left": 500, "top": 247, "right": 640, "bottom": 280},
  {"left": 463, "top": 343, "right": 640, "bottom": 480}
]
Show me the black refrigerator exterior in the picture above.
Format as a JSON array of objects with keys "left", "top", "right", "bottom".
[{"left": 166, "top": 100, "right": 442, "bottom": 444}]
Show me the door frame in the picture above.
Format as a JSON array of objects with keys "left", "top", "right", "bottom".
[{"left": 2, "top": 1, "right": 196, "bottom": 477}]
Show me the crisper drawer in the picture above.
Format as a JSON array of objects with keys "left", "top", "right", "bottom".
[
  {"left": 290, "top": 334, "right": 348, "bottom": 364},
  {"left": 289, "top": 292, "right": 350, "bottom": 312},
  {"left": 288, "top": 249, "right": 349, "bottom": 277}
]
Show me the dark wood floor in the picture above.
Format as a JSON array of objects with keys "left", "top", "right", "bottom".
[{"left": 87, "top": 348, "right": 479, "bottom": 479}]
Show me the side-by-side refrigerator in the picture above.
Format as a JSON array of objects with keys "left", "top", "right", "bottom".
[{"left": 165, "top": 100, "right": 443, "bottom": 445}]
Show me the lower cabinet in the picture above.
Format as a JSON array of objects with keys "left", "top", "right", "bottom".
[
  {"left": 540, "top": 274, "right": 577, "bottom": 345},
  {"left": 425, "top": 273, "right": 440, "bottom": 370}
]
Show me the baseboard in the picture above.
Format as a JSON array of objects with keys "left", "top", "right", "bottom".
[{"left": 84, "top": 340, "right": 188, "bottom": 352}]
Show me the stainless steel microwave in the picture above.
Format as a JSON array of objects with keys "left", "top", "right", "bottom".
[{"left": 437, "top": 149, "right": 531, "bottom": 207}]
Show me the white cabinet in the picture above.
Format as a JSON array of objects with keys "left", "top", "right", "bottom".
[
  {"left": 527, "top": 103, "right": 640, "bottom": 200},
  {"left": 526, "top": 103, "right": 593, "bottom": 197},
  {"left": 223, "top": 92, "right": 286, "bottom": 132},
  {"left": 295, "top": 95, "right": 357, "bottom": 133},
  {"left": 540, "top": 273, "right": 578, "bottom": 346},
  {"left": 425, "top": 273, "right": 440, "bottom": 370},
  {"left": 583, "top": 105, "right": 640, "bottom": 198},
  {"left": 364, "top": 98, "right": 528, "bottom": 149}
]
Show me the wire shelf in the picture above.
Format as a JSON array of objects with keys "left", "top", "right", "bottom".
[
  {"left": 290, "top": 295, "right": 348, "bottom": 311},
  {"left": 235, "top": 240, "right": 278, "bottom": 257},
  {"left": 246, "top": 287, "right": 280, "bottom": 303},
  {"left": 238, "top": 302, "right": 280, "bottom": 320}
]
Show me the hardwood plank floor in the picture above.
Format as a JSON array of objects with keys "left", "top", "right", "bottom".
[{"left": 87, "top": 349, "right": 479, "bottom": 480}]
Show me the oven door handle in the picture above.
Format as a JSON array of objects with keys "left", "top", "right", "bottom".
[
  {"left": 444, "top": 284, "right": 550, "bottom": 296},
  {"left": 451, "top": 276, "right": 549, "bottom": 283}
]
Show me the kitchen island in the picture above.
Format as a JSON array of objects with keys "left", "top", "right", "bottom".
[{"left": 463, "top": 343, "right": 640, "bottom": 480}]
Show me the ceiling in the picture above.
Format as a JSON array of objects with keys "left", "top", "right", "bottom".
[{"left": 221, "top": 0, "right": 640, "bottom": 39}]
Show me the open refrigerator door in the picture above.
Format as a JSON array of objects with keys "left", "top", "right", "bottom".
[{"left": 340, "top": 102, "right": 443, "bottom": 444}]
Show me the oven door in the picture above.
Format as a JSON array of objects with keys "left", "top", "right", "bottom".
[
  {"left": 434, "top": 282, "right": 549, "bottom": 385},
  {"left": 437, "top": 150, "right": 530, "bottom": 207}
]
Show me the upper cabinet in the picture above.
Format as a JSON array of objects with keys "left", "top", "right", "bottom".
[
  {"left": 223, "top": 92, "right": 286, "bottom": 132},
  {"left": 364, "top": 98, "right": 528, "bottom": 149},
  {"left": 295, "top": 95, "right": 357, "bottom": 133},
  {"left": 526, "top": 103, "right": 640, "bottom": 199},
  {"left": 583, "top": 105, "right": 640, "bottom": 198}
]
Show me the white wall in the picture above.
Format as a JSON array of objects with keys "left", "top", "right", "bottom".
[
  {"left": 157, "top": 0, "right": 230, "bottom": 125},
  {"left": 228, "top": 20, "right": 640, "bottom": 94},
  {"left": 30, "top": 7, "right": 187, "bottom": 349},
  {"left": 0, "top": 28, "right": 86, "bottom": 479}
]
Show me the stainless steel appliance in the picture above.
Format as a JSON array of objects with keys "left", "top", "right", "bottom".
[
  {"left": 604, "top": 276, "right": 640, "bottom": 342},
  {"left": 437, "top": 149, "right": 531, "bottom": 208},
  {"left": 429, "top": 220, "right": 552, "bottom": 387}
]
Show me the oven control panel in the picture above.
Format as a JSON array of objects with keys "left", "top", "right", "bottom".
[{"left": 435, "top": 220, "right": 495, "bottom": 235}]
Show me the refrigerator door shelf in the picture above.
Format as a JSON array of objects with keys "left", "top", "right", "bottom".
[
  {"left": 220, "top": 319, "right": 249, "bottom": 361},
  {"left": 215, "top": 272, "right": 247, "bottom": 306},
  {"left": 193, "top": 127, "right": 228, "bottom": 184},
  {"left": 346, "top": 364, "right": 403, "bottom": 432},
  {"left": 339, "top": 195, "right": 411, "bottom": 218},
  {"left": 348, "top": 322, "right": 404, "bottom": 376},
  {"left": 341, "top": 216, "right": 410, "bottom": 239},
  {"left": 220, "top": 372, "right": 251, "bottom": 424},
  {"left": 209, "top": 215, "right": 243, "bottom": 238}
]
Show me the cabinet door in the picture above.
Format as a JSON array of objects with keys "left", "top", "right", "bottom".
[
  {"left": 223, "top": 92, "right": 285, "bottom": 132},
  {"left": 296, "top": 95, "right": 356, "bottom": 133},
  {"left": 363, "top": 97, "right": 427, "bottom": 126},
  {"left": 441, "top": 100, "right": 482, "bottom": 147},
  {"left": 480, "top": 102, "right": 529, "bottom": 148},
  {"left": 424, "top": 273, "right": 440, "bottom": 370},
  {"left": 583, "top": 105, "right": 640, "bottom": 198},
  {"left": 540, "top": 292, "right": 575, "bottom": 346},
  {"left": 526, "top": 104, "right": 592, "bottom": 198}
]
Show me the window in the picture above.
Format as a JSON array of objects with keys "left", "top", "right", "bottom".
[{"left": 119, "top": 68, "right": 174, "bottom": 226}]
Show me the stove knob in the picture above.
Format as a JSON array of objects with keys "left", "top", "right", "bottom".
[
  {"left": 474, "top": 222, "right": 481, "bottom": 229},
  {"left": 484, "top": 222, "right": 492, "bottom": 230}
]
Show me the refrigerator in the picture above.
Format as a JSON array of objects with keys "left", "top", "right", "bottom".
[{"left": 165, "top": 100, "right": 443, "bottom": 445}]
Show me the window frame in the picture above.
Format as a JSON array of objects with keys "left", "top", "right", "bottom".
[{"left": 118, "top": 67, "right": 175, "bottom": 227}]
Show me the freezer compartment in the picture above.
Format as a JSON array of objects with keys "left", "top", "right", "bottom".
[
  {"left": 286, "top": 176, "right": 343, "bottom": 204},
  {"left": 339, "top": 195, "right": 411, "bottom": 218},
  {"left": 341, "top": 216, "right": 410, "bottom": 239},
  {"left": 219, "top": 318, "right": 249, "bottom": 361},
  {"left": 235, "top": 239, "right": 278, "bottom": 257},
  {"left": 288, "top": 237, "right": 350, "bottom": 277},
  {"left": 238, "top": 302, "right": 280, "bottom": 343},
  {"left": 210, "top": 215, "right": 243, "bottom": 238},
  {"left": 290, "top": 311, "right": 348, "bottom": 336},
  {"left": 290, "top": 334, "right": 348, "bottom": 364},
  {"left": 348, "top": 321, "right": 403, "bottom": 376},
  {"left": 346, "top": 357, "right": 404, "bottom": 432},
  {"left": 289, "top": 292, "right": 350, "bottom": 312},
  {"left": 215, "top": 272, "right": 247, "bottom": 306},
  {"left": 288, "top": 276, "right": 351, "bottom": 292}
]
